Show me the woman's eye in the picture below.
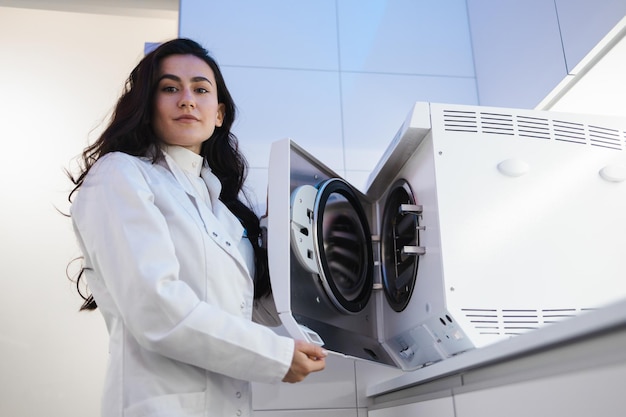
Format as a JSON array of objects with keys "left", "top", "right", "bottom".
[
  {"left": 196, "top": 87, "right": 209, "bottom": 94},
  {"left": 161, "top": 86, "right": 178, "bottom": 93}
]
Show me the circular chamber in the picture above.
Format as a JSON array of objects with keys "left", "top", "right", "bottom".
[
  {"left": 380, "top": 180, "right": 421, "bottom": 312},
  {"left": 314, "top": 179, "right": 374, "bottom": 314}
]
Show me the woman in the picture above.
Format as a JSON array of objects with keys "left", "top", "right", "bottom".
[{"left": 68, "top": 38, "right": 326, "bottom": 417}]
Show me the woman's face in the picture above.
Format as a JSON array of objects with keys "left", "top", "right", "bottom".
[{"left": 153, "top": 54, "right": 225, "bottom": 154}]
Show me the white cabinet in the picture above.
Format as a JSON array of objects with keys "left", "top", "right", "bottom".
[
  {"left": 252, "top": 354, "right": 357, "bottom": 411},
  {"left": 254, "top": 410, "right": 358, "bottom": 417},
  {"left": 355, "top": 360, "right": 404, "bottom": 408},
  {"left": 454, "top": 361, "right": 626, "bottom": 417},
  {"left": 368, "top": 397, "right": 455, "bottom": 417},
  {"left": 368, "top": 361, "right": 626, "bottom": 417}
]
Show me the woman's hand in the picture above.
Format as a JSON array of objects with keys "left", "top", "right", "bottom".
[{"left": 282, "top": 339, "right": 328, "bottom": 383}]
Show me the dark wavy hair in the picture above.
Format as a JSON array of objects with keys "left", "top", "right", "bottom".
[{"left": 68, "top": 38, "right": 270, "bottom": 310}]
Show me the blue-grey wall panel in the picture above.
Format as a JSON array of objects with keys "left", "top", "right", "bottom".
[
  {"left": 341, "top": 72, "right": 477, "bottom": 172},
  {"left": 467, "top": 0, "right": 567, "bottom": 108},
  {"left": 337, "top": 0, "right": 474, "bottom": 77},
  {"left": 221, "top": 66, "right": 344, "bottom": 172},
  {"left": 555, "top": 0, "right": 626, "bottom": 72},
  {"left": 179, "top": 0, "right": 339, "bottom": 70}
]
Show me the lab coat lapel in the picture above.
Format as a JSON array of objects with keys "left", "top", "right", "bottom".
[
  {"left": 199, "top": 166, "right": 245, "bottom": 245},
  {"left": 158, "top": 153, "right": 248, "bottom": 274}
]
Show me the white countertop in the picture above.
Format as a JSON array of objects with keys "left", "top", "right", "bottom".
[{"left": 367, "top": 297, "right": 626, "bottom": 397}]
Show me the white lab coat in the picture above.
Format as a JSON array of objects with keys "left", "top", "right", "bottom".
[{"left": 71, "top": 151, "right": 294, "bottom": 417}]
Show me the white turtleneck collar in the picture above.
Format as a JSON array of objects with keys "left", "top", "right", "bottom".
[{"left": 162, "top": 145, "right": 204, "bottom": 177}]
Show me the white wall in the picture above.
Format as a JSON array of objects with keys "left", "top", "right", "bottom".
[{"left": 0, "top": 6, "right": 176, "bottom": 416}]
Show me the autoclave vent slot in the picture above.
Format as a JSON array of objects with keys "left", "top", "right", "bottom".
[
  {"left": 517, "top": 115, "right": 551, "bottom": 140},
  {"left": 553, "top": 120, "right": 586, "bottom": 145},
  {"left": 480, "top": 112, "right": 514, "bottom": 135},
  {"left": 443, "top": 110, "right": 478, "bottom": 132},
  {"left": 589, "top": 124, "right": 622, "bottom": 150}
]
